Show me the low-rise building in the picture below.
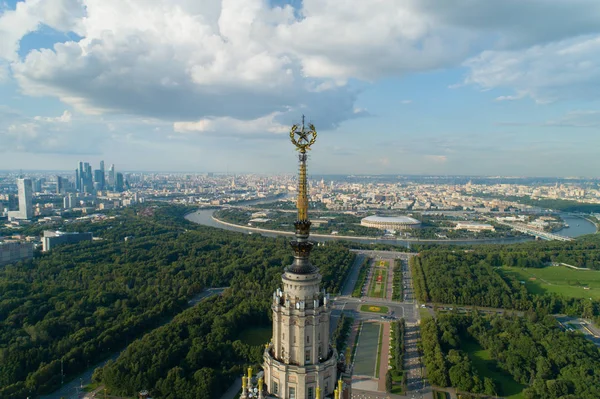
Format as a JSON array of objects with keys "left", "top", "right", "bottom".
[
  {"left": 42, "top": 230, "right": 93, "bottom": 252},
  {"left": 455, "top": 222, "right": 495, "bottom": 232},
  {"left": 0, "top": 241, "right": 34, "bottom": 266}
]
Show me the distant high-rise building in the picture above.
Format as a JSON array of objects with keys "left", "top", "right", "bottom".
[
  {"left": 100, "top": 160, "right": 106, "bottom": 190},
  {"left": 63, "top": 193, "right": 75, "bottom": 209},
  {"left": 108, "top": 164, "right": 115, "bottom": 189},
  {"left": 56, "top": 176, "right": 64, "bottom": 194},
  {"left": 93, "top": 169, "right": 104, "bottom": 191},
  {"left": 115, "top": 172, "right": 124, "bottom": 192},
  {"left": 7, "top": 178, "right": 33, "bottom": 220},
  {"left": 32, "top": 179, "right": 43, "bottom": 193}
]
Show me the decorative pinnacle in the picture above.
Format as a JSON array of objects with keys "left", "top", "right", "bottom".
[
  {"left": 287, "top": 117, "right": 318, "bottom": 274},
  {"left": 290, "top": 116, "right": 317, "bottom": 223}
]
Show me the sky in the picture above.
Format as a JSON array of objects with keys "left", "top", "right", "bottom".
[{"left": 1, "top": 0, "right": 600, "bottom": 176}]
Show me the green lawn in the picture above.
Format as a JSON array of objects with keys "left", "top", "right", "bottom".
[
  {"left": 433, "top": 391, "right": 450, "bottom": 399},
  {"left": 238, "top": 326, "right": 272, "bottom": 346},
  {"left": 501, "top": 266, "right": 600, "bottom": 300},
  {"left": 360, "top": 304, "right": 389, "bottom": 314},
  {"left": 462, "top": 340, "right": 525, "bottom": 399},
  {"left": 419, "top": 307, "right": 432, "bottom": 320},
  {"left": 368, "top": 267, "right": 388, "bottom": 298},
  {"left": 353, "top": 322, "right": 381, "bottom": 377}
]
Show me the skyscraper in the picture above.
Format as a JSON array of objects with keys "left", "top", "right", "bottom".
[
  {"left": 108, "top": 164, "right": 115, "bottom": 189},
  {"left": 248, "top": 118, "right": 340, "bottom": 399},
  {"left": 100, "top": 160, "right": 106, "bottom": 190},
  {"left": 115, "top": 172, "right": 124, "bottom": 192},
  {"left": 94, "top": 169, "right": 104, "bottom": 191},
  {"left": 8, "top": 178, "right": 33, "bottom": 220},
  {"left": 18, "top": 178, "right": 33, "bottom": 219},
  {"left": 56, "top": 176, "right": 64, "bottom": 194}
]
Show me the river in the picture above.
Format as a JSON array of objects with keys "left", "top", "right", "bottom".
[
  {"left": 185, "top": 209, "right": 537, "bottom": 247},
  {"left": 556, "top": 214, "right": 597, "bottom": 237},
  {"left": 185, "top": 202, "right": 597, "bottom": 247}
]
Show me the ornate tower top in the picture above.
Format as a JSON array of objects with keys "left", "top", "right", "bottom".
[{"left": 287, "top": 116, "right": 318, "bottom": 274}]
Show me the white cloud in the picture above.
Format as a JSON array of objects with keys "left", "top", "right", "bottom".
[
  {"left": 1, "top": 0, "right": 600, "bottom": 145},
  {"left": 464, "top": 35, "right": 600, "bottom": 103},
  {"left": 0, "top": 0, "right": 84, "bottom": 61},
  {"left": 174, "top": 113, "right": 288, "bottom": 135},
  {"left": 424, "top": 154, "right": 447, "bottom": 163},
  {"left": 34, "top": 110, "right": 72, "bottom": 122},
  {"left": 545, "top": 110, "right": 600, "bottom": 128}
]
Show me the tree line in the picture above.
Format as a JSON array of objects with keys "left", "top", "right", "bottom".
[
  {"left": 410, "top": 245, "right": 600, "bottom": 319},
  {"left": 0, "top": 204, "right": 355, "bottom": 398},
  {"left": 422, "top": 312, "right": 600, "bottom": 398}
]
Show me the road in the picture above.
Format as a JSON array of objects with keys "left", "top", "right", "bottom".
[
  {"left": 336, "top": 250, "right": 431, "bottom": 399},
  {"left": 40, "top": 288, "right": 226, "bottom": 399}
]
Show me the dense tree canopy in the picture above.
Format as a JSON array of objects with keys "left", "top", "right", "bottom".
[
  {"left": 0, "top": 204, "right": 355, "bottom": 398},
  {"left": 422, "top": 312, "right": 600, "bottom": 399},
  {"left": 411, "top": 240, "right": 600, "bottom": 318}
]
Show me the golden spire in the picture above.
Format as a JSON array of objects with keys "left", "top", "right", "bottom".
[
  {"left": 290, "top": 115, "right": 317, "bottom": 222},
  {"left": 287, "top": 116, "right": 318, "bottom": 274}
]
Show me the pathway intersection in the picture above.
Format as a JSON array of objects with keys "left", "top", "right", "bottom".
[{"left": 332, "top": 250, "right": 432, "bottom": 399}]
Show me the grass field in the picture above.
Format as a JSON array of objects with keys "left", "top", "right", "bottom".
[
  {"left": 353, "top": 322, "right": 381, "bottom": 377},
  {"left": 500, "top": 266, "right": 600, "bottom": 300},
  {"left": 462, "top": 340, "right": 525, "bottom": 399},
  {"left": 368, "top": 266, "right": 388, "bottom": 298},
  {"left": 433, "top": 391, "right": 450, "bottom": 399},
  {"left": 360, "top": 304, "right": 389, "bottom": 314},
  {"left": 237, "top": 326, "right": 272, "bottom": 346},
  {"left": 419, "top": 307, "right": 432, "bottom": 320}
]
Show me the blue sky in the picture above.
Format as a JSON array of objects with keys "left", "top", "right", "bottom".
[{"left": 1, "top": 0, "right": 600, "bottom": 176}]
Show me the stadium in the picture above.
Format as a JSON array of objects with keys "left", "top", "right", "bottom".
[{"left": 360, "top": 215, "right": 421, "bottom": 230}]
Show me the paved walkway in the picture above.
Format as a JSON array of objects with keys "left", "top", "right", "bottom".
[
  {"left": 386, "top": 259, "right": 394, "bottom": 300},
  {"left": 219, "top": 377, "right": 241, "bottom": 399},
  {"left": 377, "top": 322, "right": 391, "bottom": 392},
  {"left": 404, "top": 322, "right": 424, "bottom": 392}
]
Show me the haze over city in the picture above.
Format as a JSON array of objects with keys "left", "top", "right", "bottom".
[{"left": 2, "top": 0, "right": 600, "bottom": 175}]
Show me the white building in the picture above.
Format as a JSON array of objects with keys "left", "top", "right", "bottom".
[
  {"left": 360, "top": 215, "right": 421, "bottom": 230},
  {"left": 455, "top": 222, "right": 495, "bottom": 232},
  {"left": 7, "top": 178, "right": 33, "bottom": 220}
]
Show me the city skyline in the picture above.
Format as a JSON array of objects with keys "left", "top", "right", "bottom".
[{"left": 2, "top": 1, "right": 600, "bottom": 176}]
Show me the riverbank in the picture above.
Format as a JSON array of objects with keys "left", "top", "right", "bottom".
[{"left": 208, "top": 212, "right": 531, "bottom": 244}]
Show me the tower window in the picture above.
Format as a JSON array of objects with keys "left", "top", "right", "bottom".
[
  {"left": 305, "top": 350, "right": 311, "bottom": 362},
  {"left": 307, "top": 335, "right": 310, "bottom": 344},
  {"left": 273, "top": 382, "right": 278, "bottom": 394},
  {"left": 289, "top": 387, "right": 296, "bottom": 399},
  {"left": 318, "top": 332, "right": 320, "bottom": 341},
  {"left": 308, "top": 387, "right": 314, "bottom": 399},
  {"left": 294, "top": 336, "right": 296, "bottom": 344}
]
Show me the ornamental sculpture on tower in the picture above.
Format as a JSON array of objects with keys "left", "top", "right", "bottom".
[{"left": 250, "top": 117, "right": 342, "bottom": 399}]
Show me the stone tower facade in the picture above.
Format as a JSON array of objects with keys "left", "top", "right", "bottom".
[{"left": 261, "top": 119, "right": 338, "bottom": 399}]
